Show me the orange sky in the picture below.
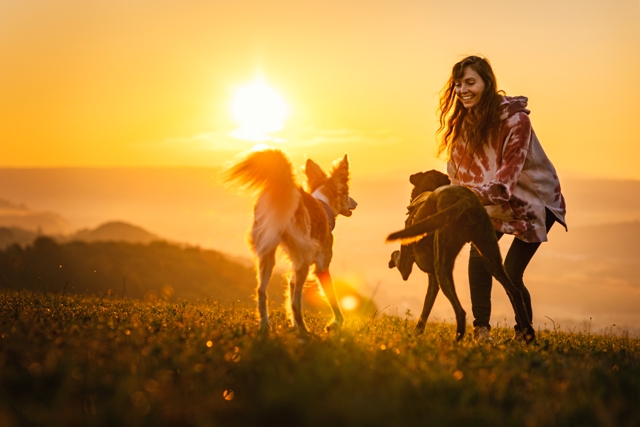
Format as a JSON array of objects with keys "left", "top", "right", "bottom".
[{"left": 2, "top": 0, "right": 640, "bottom": 180}]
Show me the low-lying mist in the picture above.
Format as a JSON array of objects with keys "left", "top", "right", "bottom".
[{"left": 1, "top": 168, "right": 639, "bottom": 335}]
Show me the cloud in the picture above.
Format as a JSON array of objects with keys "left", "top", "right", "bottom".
[
  {"left": 157, "top": 131, "right": 252, "bottom": 152},
  {"left": 284, "top": 127, "right": 399, "bottom": 148},
  {"left": 149, "top": 126, "right": 400, "bottom": 154}
]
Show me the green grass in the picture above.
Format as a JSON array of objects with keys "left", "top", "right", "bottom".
[{"left": 1, "top": 290, "right": 639, "bottom": 427}]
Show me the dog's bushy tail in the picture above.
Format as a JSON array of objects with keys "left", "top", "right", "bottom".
[
  {"left": 386, "top": 201, "right": 468, "bottom": 243},
  {"left": 226, "top": 148, "right": 300, "bottom": 254},
  {"left": 226, "top": 148, "right": 293, "bottom": 188}
]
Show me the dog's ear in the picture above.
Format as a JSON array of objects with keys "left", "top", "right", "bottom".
[
  {"left": 304, "top": 159, "right": 327, "bottom": 190},
  {"left": 331, "top": 154, "right": 350, "bottom": 183},
  {"left": 409, "top": 172, "right": 425, "bottom": 187}
]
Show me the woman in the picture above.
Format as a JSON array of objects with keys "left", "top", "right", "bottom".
[{"left": 437, "top": 55, "right": 567, "bottom": 341}]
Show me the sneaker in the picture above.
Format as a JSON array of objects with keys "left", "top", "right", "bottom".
[
  {"left": 505, "top": 330, "right": 524, "bottom": 343},
  {"left": 512, "top": 329, "right": 524, "bottom": 341},
  {"left": 473, "top": 326, "right": 494, "bottom": 342},
  {"left": 509, "top": 327, "right": 534, "bottom": 344}
]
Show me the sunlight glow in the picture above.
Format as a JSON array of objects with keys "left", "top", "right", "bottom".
[
  {"left": 341, "top": 295, "right": 360, "bottom": 312},
  {"left": 250, "top": 143, "right": 271, "bottom": 152},
  {"left": 230, "top": 78, "right": 289, "bottom": 142}
]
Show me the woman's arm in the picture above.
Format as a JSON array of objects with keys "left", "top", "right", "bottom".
[{"left": 470, "top": 112, "right": 532, "bottom": 205}]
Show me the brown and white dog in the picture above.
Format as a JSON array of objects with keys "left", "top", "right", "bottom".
[{"left": 226, "top": 148, "right": 357, "bottom": 334}]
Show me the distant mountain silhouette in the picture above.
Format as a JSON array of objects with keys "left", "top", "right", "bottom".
[
  {"left": 0, "top": 237, "right": 268, "bottom": 304},
  {"left": 0, "top": 198, "right": 71, "bottom": 235},
  {"left": 0, "top": 199, "right": 28, "bottom": 210},
  {"left": 0, "top": 237, "right": 376, "bottom": 316},
  {"left": 0, "top": 226, "right": 39, "bottom": 249},
  {"left": 0, "top": 217, "right": 162, "bottom": 249},
  {"left": 71, "top": 221, "right": 161, "bottom": 244}
]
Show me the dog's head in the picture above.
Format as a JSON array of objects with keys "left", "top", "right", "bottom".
[
  {"left": 388, "top": 248, "right": 414, "bottom": 281},
  {"left": 387, "top": 170, "right": 449, "bottom": 280},
  {"left": 304, "top": 155, "right": 357, "bottom": 217},
  {"left": 408, "top": 170, "right": 451, "bottom": 202}
]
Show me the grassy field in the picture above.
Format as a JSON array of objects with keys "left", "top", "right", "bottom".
[{"left": 1, "top": 290, "right": 638, "bottom": 427}]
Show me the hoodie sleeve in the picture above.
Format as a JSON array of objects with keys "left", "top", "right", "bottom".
[{"left": 470, "top": 112, "right": 532, "bottom": 205}]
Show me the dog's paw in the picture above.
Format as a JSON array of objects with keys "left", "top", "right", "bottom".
[
  {"left": 258, "top": 319, "right": 271, "bottom": 334},
  {"left": 413, "top": 320, "right": 426, "bottom": 335},
  {"left": 325, "top": 317, "right": 344, "bottom": 332},
  {"left": 296, "top": 325, "right": 311, "bottom": 338}
]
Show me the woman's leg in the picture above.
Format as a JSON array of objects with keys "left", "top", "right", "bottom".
[
  {"left": 503, "top": 240, "right": 540, "bottom": 328},
  {"left": 504, "top": 209, "right": 556, "bottom": 331},
  {"left": 468, "top": 232, "right": 503, "bottom": 329}
]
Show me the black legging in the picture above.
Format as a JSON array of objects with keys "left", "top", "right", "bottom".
[{"left": 468, "top": 208, "right": 556, "bottom": 330}]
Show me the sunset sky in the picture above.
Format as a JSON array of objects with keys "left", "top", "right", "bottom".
[
  {"left": 2, "top": 1, "right": 640, "bottom": 333},
  {"left": 2, "top": 0, "right": 640, "bottom": 180}
]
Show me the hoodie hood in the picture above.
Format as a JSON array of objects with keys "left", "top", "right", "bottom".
[{"left": 500, "top": 96, "right": 530, "bottom": 121}]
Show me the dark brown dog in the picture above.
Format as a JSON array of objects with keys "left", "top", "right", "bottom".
[{"left": 387, "top": 170, "right": 535, "bottom": 343}]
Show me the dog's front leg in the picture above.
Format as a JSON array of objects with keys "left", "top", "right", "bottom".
[
  {"left": 316, "top": 269, "right": 344, "bottom": 331},
  {"left": 291, "top": 264, "right": 310, "bottom": 335},
  {"left": 288, "top": 273, "right": 296, "bottom": 327},
  {"left": 257, "top": 249, "right": 276, "bottom": 332},
  {"left": 415, "top": 273, "right": 439, "bottom": 334}
]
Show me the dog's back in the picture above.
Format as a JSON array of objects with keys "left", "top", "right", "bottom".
[{"left": 389, "top": 185, "right": 488, "bottom": 241}]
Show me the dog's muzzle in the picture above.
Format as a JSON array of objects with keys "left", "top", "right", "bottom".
[{"left": 341, "top": 197, "right": 357, "bottom": 216}]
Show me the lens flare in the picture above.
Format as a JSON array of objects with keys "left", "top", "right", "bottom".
[{"left": 341, "top": 295, "right": 360, "bottom": 311}]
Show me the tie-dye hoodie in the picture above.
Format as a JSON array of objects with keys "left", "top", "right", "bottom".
[{"left": 447, "top": 96, "right": 567, "bottom": 242}]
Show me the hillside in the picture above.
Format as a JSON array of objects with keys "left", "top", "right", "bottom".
[
  {"left": 0, "top": 220, "right": 163, "bottom": 250},
  {"left": 0, "top": 226, "right": 39, "bottom": 249},
  {"left": 71, "top": 221, "right": 161, "bottom": 244},
  {"left": 0, "top": 196, "right": 168, "bottom": 249},
  {"left": 0, "top": 238, "right": 255, "bottom": 303},
  {"left": 0, "top": 198, "right": 71, "bottom": 235},
  {"left": 0, "top": 291, "right": 638, "bottom": 426},
  {"left": 0, "top": 237, "right": 375, "bottom": 316}
]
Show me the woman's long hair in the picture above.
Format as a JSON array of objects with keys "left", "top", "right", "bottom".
[{"left": 437, "top": 56, "right": 504, "bottom": 159}]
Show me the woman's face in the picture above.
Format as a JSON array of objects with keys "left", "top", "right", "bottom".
[{"left": 454, "top": 66, "right": 485, "bottom": 109}]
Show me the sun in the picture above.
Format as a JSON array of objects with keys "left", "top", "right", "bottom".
[{"left": 230, "top": 78, "right": 289, "bottom": 142}]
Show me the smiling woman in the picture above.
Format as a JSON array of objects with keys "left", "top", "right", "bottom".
[{"left": 230, "top": 78, "right": 290, "bottom": 142}]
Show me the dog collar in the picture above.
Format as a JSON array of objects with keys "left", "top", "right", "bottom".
[
  {"left": 408, "top": 191, "right": 432, "bottom": 209},
  {"left": 312, "top": 189, "right": 337, "bottom": 231},
  {"left": 406, "top": 191, "right": 433, "bottom": 225}
]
